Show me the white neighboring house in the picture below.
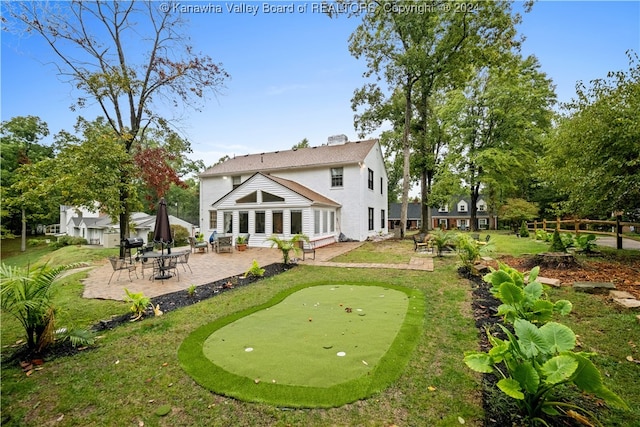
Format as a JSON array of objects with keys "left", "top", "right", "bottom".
[
  {"left": 59, "top": 205, "right": 195, "bottom": 247},
  {"left": 199, "top": 136, "right": 389, "bottom": 248}
]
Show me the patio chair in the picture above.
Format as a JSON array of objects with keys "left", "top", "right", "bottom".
[
  {"left": 297, "top": 240, "right": 316, "bottom": 260},
  {"left": 139, "top": 256, "right": 155, "bottom": 279},
  {"left": 108, "top": 257, "right": 138, "bottom": 285},
  {"left": 412, "top": 233, "right": 429, "bottom": 252},
  {"left": 176, "top": 251, "right": 192, "bottom": 273},
  {"left": 216, "top": 236, "right": 233, "bottom": 254},
  {"left": 189, "top": 236, "right": 209, "bottom": 253},
  {"left": 152, "top": 257, "right": 179, "bottom": 282}
]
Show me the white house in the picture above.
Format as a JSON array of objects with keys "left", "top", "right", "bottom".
[
  {"left": 199, "top": 136, "right": 388, "bottom": 248},
  {"left": 59, "top": 205, "right": 196, "bottom": 247}
]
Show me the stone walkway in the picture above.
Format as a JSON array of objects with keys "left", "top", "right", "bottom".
[{"left": 81, "top": 242, "right": 434, "bottom": 301}]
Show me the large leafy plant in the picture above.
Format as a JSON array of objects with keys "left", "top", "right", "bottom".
[
  {"left": 0, "top": 262, "right": 93, "bottom": 352},
  {"left": 457, "top": 234, "right": 492, "bottom": 269},
  {"left": 266, "top": 234, "right": 309, "bottom": 265},
  {"left": 575, "top": 234, "right": 597, "bottom": 254},
  {"left": 465, "top": 319, "right": 629, "bottom": 425},
  {"left": 429, "top": 229, "right": 457, "bottom": 257},
  {"left": 484, "top": 264, "right": 572, "bottom": 325}
]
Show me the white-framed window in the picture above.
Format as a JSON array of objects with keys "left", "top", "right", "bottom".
[
  {"left": 314, "top": 210, "right": 321, "bottom": 234},
  {"left": 232, "top": 175, "right": 241, "bottom": 189},
  {"left": 438, "top": 205, "right": 449, "bottom": 213},
  {"left": 255, "top": 211, "right": 265, "bottom": 234},
  {"left": 457, "top": 200, "right": 468, "bottom": 212},
  {"left": 368, "top": 168, "right": 374, "bottom": 190},
  {"left": 368, "top": 207, "right": 374, "bottom": 231},
  {"left": 291, "top": 210, "right": 302, "bottom": 235},
  {"left": 478, "top": 218, "right": 488, "bottom": 229},
  {"left": 330, "top": 211, "right": 335, "bottom": 232},
  {"left": 223, "top": 211, "right": 233, "bottom": 234},
  {"left": 477, "top": 199, "right": 487, "bottom": 212},
  {"left": 209, "top": 210, "right": 217, "bottom": 230},
  {"left": 331, "top": 167, "right": 343, "bottom": 187},
  {"left": 239, "top": 211, "right": 249, "bottom": 233},
  {"left": 457, "top": 219, "right": 469, "bottom": 229}
]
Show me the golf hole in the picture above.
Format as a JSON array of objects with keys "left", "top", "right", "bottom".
[
  {"left": 245, "top": 347, "right": 254, "bottom": 352},
  {"left": 336, "top": 351, "right": 346, "bottom": 357}
]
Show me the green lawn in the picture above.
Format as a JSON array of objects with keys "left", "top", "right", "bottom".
[{"left": 1, "top": 234, "right": 638, "bottom": 426}]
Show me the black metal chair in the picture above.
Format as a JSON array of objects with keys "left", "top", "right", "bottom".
[{"left": 176, "top": 251, "right": 192, "bottom": 273}]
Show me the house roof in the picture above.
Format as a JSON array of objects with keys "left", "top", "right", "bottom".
[
  {"left": 265, "top": 174, "right": 341, "bottom": 207},
  {"left": 200, "top": 139, "right": 378, "bottom": 177},
  {"left": 211, "top": 172, "right": 341, "bottom": 208},
  {"left": 389, "top": 203, "right": 423, "bottom": 220}
]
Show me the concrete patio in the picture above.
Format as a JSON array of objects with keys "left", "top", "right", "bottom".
[{"left": 82, "top": 241, "right": 435, "bottom": 301}]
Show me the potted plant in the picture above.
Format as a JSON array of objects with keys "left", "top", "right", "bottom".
[{"left": 236, "top": 235, "right": 247, "bottom": 251}]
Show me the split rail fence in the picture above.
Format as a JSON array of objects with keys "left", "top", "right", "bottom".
[{"left": 526, "top": 217, "right": 640, "bottom": 250}]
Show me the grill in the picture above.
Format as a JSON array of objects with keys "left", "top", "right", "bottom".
[{"left": 121, "top": 237, "right": 144, "bottom": 248}]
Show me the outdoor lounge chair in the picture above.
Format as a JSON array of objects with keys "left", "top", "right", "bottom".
[
  {"left": 189, "top": 236, "right": 209, "bottom": 253},
  {"left": 108, "top": 256, "right": 138, "bottom": 285},
  {"left": 216, "top": 236, "right": 233, "bottom": 253}
]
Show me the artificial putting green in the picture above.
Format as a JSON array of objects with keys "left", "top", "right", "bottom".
[{"left": 178, "top": 282, "right": 425, "bottom": 408}]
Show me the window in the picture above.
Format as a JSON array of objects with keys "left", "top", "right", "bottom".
[
  {"left": 457, "top": 219, "right": 469, "bottom": 230},
  {"left": 273, "top": 211, "right": 283, "bottom": 234},
  {"left": 232, "top": 175, "right": 241, "bottom": 189},
  {"left": 322, "top": 211, "right": 327, "bottom": 233},
  {"left": 478, "top": 218, "right": 488, "bottom": 230},
  {"left": 256, "top": 211, "right": 265, "bottom": 234},
  {"left": 314, "top": 210, "right": 320, "bottom": 234},
  {"left": 291, "top": 210, "right": 302, "bottom": 235},
  {"left": 223, "top": 211, "right": 233, "bottom": 234},
  {"left": 330, "top": 211, "right": 335, "bottom": 232},
  {"left": 239, "top": 211, "right": 248, "bottom": 233},
  {"left": 331, "top": 167, "right": 343, "bottom": 187},
  {"left": 380, "top": 177, "right": 383, "bottom": 194},
  {"left": 381, "top": 209, "right": 386, "bottom": 229},
  {"left": 477, "top": 202, "right": 486, "bottom": 212},
  {"left": 368, "top": 207, "right": 374, "bottom": 231},
  {"left": 458, "top": 201, "right": 468, "bottom": 212},
  {"left": 237, "top": 192, "right": 257, "bottom": 204},
  {"left": 438, "top": 205, "right": 449, "bottom": 213},
  {"left": 368, "top": 168, "right": 374, "bottom": 190},
  {"left": 262, "top": 191, "right": 284, "bottom": 202},
  {"left": 209, "top": 210, "right": 217, "bottom": 230}
]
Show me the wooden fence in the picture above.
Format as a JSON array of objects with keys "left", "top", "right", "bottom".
[{"left": 526, "top": 217, "right": 640, "bottom": 250}]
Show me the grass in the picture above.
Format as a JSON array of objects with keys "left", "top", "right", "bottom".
[{"left": 1, "top": 234, "right": 638, "bottom": 426}]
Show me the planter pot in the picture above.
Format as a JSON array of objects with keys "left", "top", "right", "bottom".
[{"left": 237, "top": 244, "right": 247, "bottom": 251}]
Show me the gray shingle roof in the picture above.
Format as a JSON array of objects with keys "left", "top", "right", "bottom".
[
  {"left": 265, "top": 174, "right": 340, "bottom": 207},
  {"left": 200, "top": 139, "right": 378, "bottom": 177}
]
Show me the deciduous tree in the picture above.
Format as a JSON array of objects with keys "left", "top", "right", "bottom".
[{"left": 6, "top": 1, "right": 228, "bottom": 256}]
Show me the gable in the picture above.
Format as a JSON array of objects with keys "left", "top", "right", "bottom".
[{"left": 212, "top": 173, "right": 340, "bottom": 209}]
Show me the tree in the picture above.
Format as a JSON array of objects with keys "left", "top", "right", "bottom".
[
  {"left": 499, "top": 198, "right": 538, "bottom": 234},
  {"left": 343, "top": 0, "right": 524, "bottom": 237},
  {"left": 453, "top": 55, "right": 555, "bottom": 230},
  {"left": 6, "top": 1, "right": 228, "bottom": 256},
  {"left": 292, "top": 138, "right": 310, "bottom": 149},
  {"left": 1, "top": 116, "right": 54, "bottom": 249},
  {"left": 543, "top": 52, "right": 640, "bottom": 217}
]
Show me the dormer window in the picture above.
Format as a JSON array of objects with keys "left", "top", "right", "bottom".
[
  {"left": 477, "top": 202, "right": 486, "bottom": 212},
  {"left": 438, "top": 205, "right": 449, "bottom": 213},
  {"left": 457, "top": 200, "right": 468, "bottom": 212}
]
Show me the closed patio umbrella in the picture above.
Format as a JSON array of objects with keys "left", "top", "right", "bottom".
[{"left": 153, "top": 198, "right": 173, "bottom": 254}]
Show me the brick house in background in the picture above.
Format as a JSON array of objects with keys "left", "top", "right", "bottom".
[{"left": 388, "top": 195, "right": 496, "bottom": 231}]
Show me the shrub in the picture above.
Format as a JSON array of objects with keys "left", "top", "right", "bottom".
[
  {"left": 49, "top": 235, "right": 87, "bottom": 249},
  {"left": 266, "top": 234, "right": 308, "bottom": 264},
  {"left": 519, "top": 221, "right": 530, "bottom": 238},
  {"left": 549, "top": 230, "right": 566, "bottom": 252},
  {"left": 560, "top": 233, "right": 575, "bottom": 249},
  {"left": 484, "top": 263, "right": 572, "bottom": 325},
  {"left": 535, "top": 229, "right": 548, "bottom": 241},
  {"left": 245, "top": 259, "right": 265, "bottom": 277},
  {"left": 430, "top": 229, "right": 457, "bottom": 257},
  {"left": 124, "top": 288, "right": 150, "bottom": 321},
  {"left": 0, "top": 262, "right": 92, "bottom": 352},
  {"left": 171, "top": 224, "right": 189, "bottom": 246},
  {"left": 465, "top": 319, "right": 629, "bottom": 425},
  {"left": 575, "top": 234, "right": 597, "bottom": 253}
]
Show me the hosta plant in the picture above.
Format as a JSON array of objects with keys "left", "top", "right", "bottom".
[
  {"left": 465, "top": 319, "right": 628, "bottom": 425},
  {"left": 484, "top": 264, "right": 572, "bottom": 325},
  {"left": 575, "top": 234, "right": 597, "bottom": 254}
]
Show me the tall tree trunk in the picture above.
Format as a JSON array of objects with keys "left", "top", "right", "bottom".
[
  {"left": 21, "top": 208, "right": 27, "bottom": 252},
  {"left": 470, "top": 184, "right": 480, "bottom": 232},
  {"left": 400, "top": 77, "right": 413, "bottom": 239}
]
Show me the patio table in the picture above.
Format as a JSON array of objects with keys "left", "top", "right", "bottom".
[{"left": 142, "top": 250, "right": 189, "bottom": 280}]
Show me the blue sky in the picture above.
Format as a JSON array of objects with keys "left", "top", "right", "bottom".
[{"left": 2, "top": 1, "right": 639, "bottom": 169}]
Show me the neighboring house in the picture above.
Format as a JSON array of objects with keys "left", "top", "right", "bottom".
[
  {"left": 59, "top": 205, "right": 195, "bottom": 247},
  {"left": 388, "top": 203, "right": 423, "bottom": 230},
  {"left": 431, "top": 196, "right": 495, "bottom": 230},
  {"left": 199, "top": 136, "right": 388, "bottom": 248},
  {"left": 388, "top": 196, "right": 496, "bottom": 231}
]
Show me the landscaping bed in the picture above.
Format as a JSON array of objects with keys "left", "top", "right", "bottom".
[{"left": 493, "top": 254, "right": 640, "bottom": 298}]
